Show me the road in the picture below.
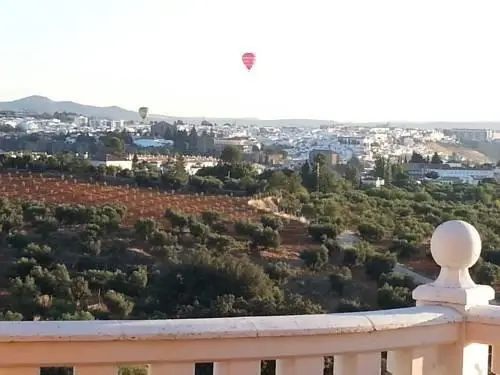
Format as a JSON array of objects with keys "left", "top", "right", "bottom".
[
  {"left": 256, "top": 200, "right": 437, "bottom": 287},
  {"left": 337, "top": 231, "right": 434, "bottom": 285},
  {"left": 394, "top": 264, "right": 433, "bottom": 284}
]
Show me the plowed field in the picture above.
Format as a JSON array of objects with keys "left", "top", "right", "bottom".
[
  {"left": 0, "top": 173, "right": 261, "bottom": 224},
  {"left": 0, "top": 173, "right": 315, "bottom": 254}
]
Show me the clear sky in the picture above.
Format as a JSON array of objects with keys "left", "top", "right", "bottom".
[{"left": 2, "top": 0, "right": 500, "bottom": 121}]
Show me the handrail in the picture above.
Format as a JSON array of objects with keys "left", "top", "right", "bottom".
[
  {"left": 0, "top": 306, "right": 461, "bottom": 343},
  {"left": 468, "top": 304, "right": 500, "bottom": 325}
]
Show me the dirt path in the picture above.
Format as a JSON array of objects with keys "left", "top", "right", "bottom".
[{"left": 249, "top": 197, "right": 317, "bottom": 257}]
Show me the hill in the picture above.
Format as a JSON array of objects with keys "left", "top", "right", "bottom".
[
  {"left": 0, "top": 95, "right": 333, "bottom": 126},
  {"left": 0, "top": 95, "right": 140, "bottom": 121},
  {"left": 426, "top": 142, "right": 492, "bottom": 164},
  {"left": 6, "top": 95, "right": 500, "bottom": 129},
  {"left": 460, "top": 141, "right": 500, "bottom": 163},
  {"left": 0, "top": 173, "right": 315, "bottom": 255}
]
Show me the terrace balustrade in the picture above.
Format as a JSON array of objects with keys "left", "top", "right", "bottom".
[{"left": 0, "top": 220, "right": 498, "bottom": 375}]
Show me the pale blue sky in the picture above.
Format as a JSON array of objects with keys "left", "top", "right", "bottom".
[{"left": 2, "top": 0, "right": 500, "bottom": 121}]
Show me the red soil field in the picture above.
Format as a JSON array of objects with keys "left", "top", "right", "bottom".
[
  {"left": 0, "top": 173, "right": 260, "bottom": 224},
  {"left": 0, "top": 173, "right": 315, "bottom": 254}
]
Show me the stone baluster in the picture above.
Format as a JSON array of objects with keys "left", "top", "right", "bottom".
[
  {"left": 74, "top": 366, "right": 117, "bottom": 375},
  {"left": 388, "top": 220, "right": 495, "bottom": 375},
  {"left": 334, "top": 353, "right": 381, "bottom": 375},
  {"left": 150, "top": 363, "right": 194, "bottom": 374},
  {"left": 214, "top": 360, "right": 261, "bottom": 375},
  {"left": 276, "top": 357, "right": 324, "bottom": 375}
]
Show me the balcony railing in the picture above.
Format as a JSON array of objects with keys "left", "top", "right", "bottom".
[{"left": 0, "top": 220, "right": 498, "bottom": 375}]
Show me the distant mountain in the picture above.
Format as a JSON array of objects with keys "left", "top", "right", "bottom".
[
  {"left": 2, "top": 95, "right": 500, "bottom": 129},
  {"left": 0, "top": 95, "right": 333, "bottom": 126},
  {"left": 0, "top": 95, "right": 140, "bottom": 120}
]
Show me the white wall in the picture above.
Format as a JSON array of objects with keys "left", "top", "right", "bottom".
[{"left": 90, "top": 160, "right": 133, "bottom": 170}]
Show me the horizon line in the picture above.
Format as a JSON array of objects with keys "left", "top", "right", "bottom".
[{"left": 4, "top": 95, "right": 500, "bottom": 124}]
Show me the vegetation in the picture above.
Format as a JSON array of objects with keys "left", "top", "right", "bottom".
[
  {"left": 1, "top": 151, "right": 500, "bottom": 374},
  {"left": 0, "top": 173, "right": 262, "bottom": 226}
]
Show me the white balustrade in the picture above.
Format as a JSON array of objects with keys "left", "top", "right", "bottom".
[{"left": 0, "top": 220, "right": 500, "bottom": 374}]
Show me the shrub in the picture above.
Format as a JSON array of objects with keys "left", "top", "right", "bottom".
[
  {"left": 201, "top": 211, "right": 222, "bottom": 225},
  {"left": 365, "top": 252, "right": 397, "bottom": 281},
  {"left": 308, "top": 223, "right": 338, "bottom": 242},
  {"left": 378, "top": 272, "right": 416, "bottom": 289},
  {"left": 337, "top": 298, "right": 371, "bottom": 313},
  {"left": 390, "top": 239, "right": 420, "bottom": 259},
  {"left": 235, "top": 221, "right": 262, "bottom": 237},
  {"left": 329, "top": 267, "right": 352, "bottom": 296},
  {"left": 265, "top": 261, "right": 294, "bottom": 283},
  {"left": 323, "top": 237, "right": 342, "bottom": 256},
  {"left": 260, "top": 215, "right": 283, "bottom": 231},
  {"left": 358, "top": 222, "right": 384, "bottom": 242},
  {"left": 341, "top": 243, "right": 370, "bottom": 267},
  {"left": 299, "top": 247, "right": 329, "bottom": 271},
  {"left": 377, "top": 283, "right": 413, "bottom": 309}
]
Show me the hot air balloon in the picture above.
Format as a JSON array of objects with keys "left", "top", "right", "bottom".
[
  {"left": 138, "top": 107, "right": 149, "bottom": 121},
  {"left": 242, "top": 52, "right": 256, "bottom": 71}
]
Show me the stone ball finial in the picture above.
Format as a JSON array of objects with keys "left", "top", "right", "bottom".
[{"left": 430, "top": 220, "right": 481, "bottom": 269}]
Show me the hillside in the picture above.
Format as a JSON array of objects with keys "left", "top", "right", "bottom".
[
  {"left": 461, "top": 141, "right": 500, "bottom": 163},
  {"left": 0, "top": 173, "right": 316, "bottom": 255},
  {"left": 0, "top": 95, "right": 332, "bottom": 126},
  {"left": 0, "top": 95, "right": 139, "bottom": 120},
  {"left": 5, "top": 95, "right": 500, "bottom": 129},
  {"left": 427, "top": 142, "right": 492, "bottom": 164}
]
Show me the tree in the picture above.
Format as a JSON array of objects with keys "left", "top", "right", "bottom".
[
  {"left": 267, "top": 171, "right": 289, "bottom": 192},
  {"left": 378, "top": 272, "right": 416, "bottom": 289},
  {"left": 33, "top": 218, "right": 58, "bottom": 239},
  {"left": 162, "top": 156, "right": 189, "bottom": 189},
  {"left": 365, "top": 252, "right": 397, "bottom": 281},
  {"left": 165, "top": 210, "right": 189, "bottom": 228},
  {"left": 103, "top": 290, "right": 134, "bottom": 319},
  {"left": 260, "top": 215, "right": 283, "bottom": 231},
  {"left": 150, "top": 230, "right": 174, "bottom": 247},
  {"left": 308, "top": 223, "right": 338, "bottom": 242},
  {"left": 310, "top": 154, "right": 341, "bottom": 193},
  {"left": 258, "top": 227, "right": 281, "bottom": 249},
  {"left": 384, "top": 159, "right": 392, "bottom": 184},
  {"left": 220, "top": 146, "right": 243, "bottom": 164},
  {"left": 475, "top": 262, "right": 500, "bottom": 285},
  {"left": 377, "top": 283, "right": 413, "bottom": 309},
  {"left": 300, "top": 162, "right": 314, "bottom": 189},
  {"left": 70, "top": 276, "right": 91, "bottom": 308},
  {"left": 341, "top": 243, "right": 370, "bottom": 267},
  {"left": 329, "top": 267, "right": 352, "bottom": 296},
  {"left": 409, "top": 152, "right": 426, "bottom": 163},
  {"left": 374, "top": 157, "right": 386, "bottom": 179},
  {"left": 134, "top": 218, "right": 159, "bottom": 241},
  {"left": 431, "top": 152, "right": 443, "bottom": 164},
  {"left": 299, "top": 247, "right": 328, "bottom": 270},
  {"left": 201, "top": 211, "right": 222, "bottom": 225},
  {"left": 287, "top": 172, "right": 306, "bottom": 194},
  {"left": 265, "top": 261, "right": 294, "bottom": 284},
  {"left": 391, "top": 164, "right": 409, "bottom": 184},
  {"left": 345, "top": 160, "right": 361, "bottom": 186},
  {"left": 189, "top": 220, "right": 210, "bottom": 238},
  {"left": 104, "top": 136, "right": 125, "bottom": 154},
  {"left": 174, "top": 156, "right": 189, "bottom": 183},
  {"left": 358, "top": 222, "right": 384, "bottom": 242}
]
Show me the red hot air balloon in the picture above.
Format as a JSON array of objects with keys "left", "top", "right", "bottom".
[{"left": 242, "top": 52, "right": 256, "bottom": 71}]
